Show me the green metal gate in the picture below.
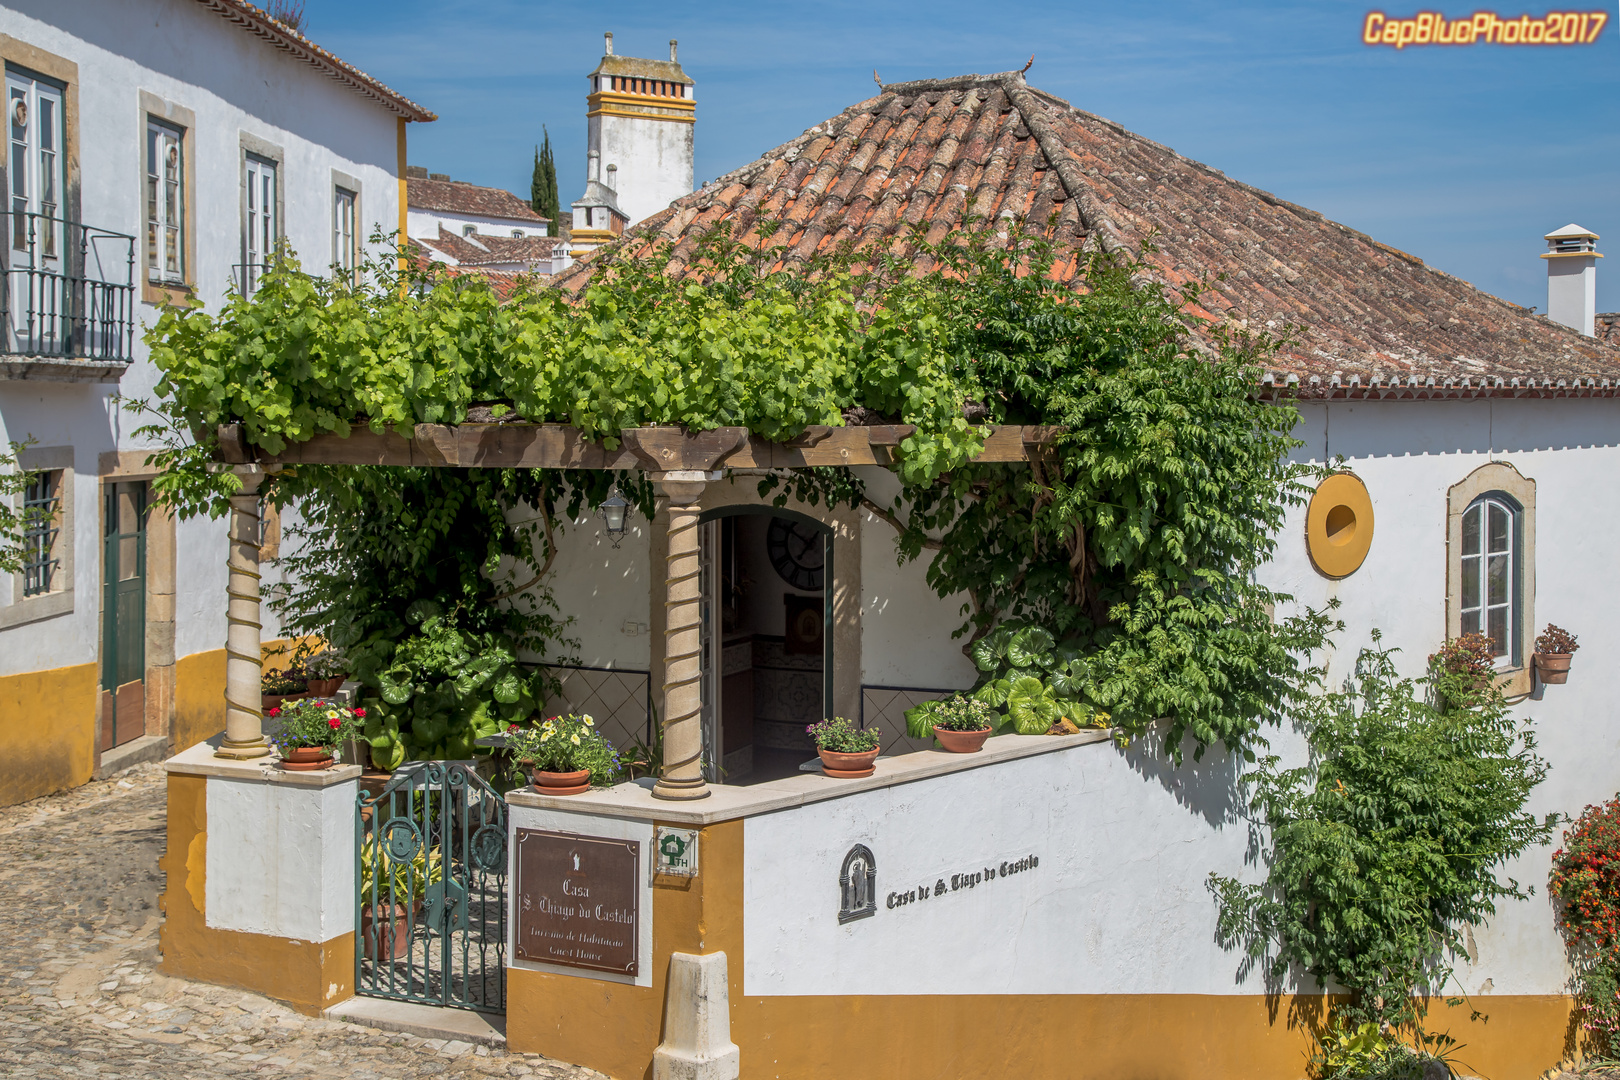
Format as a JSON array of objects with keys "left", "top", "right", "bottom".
[
  {"left": 101, "top": 480, "right": 147, "bottom": 750},
  {"left": 356, "top": 762, "right": 508, "bottom": 1013}
]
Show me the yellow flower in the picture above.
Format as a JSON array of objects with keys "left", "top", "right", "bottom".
[
  {"left": 582, "top": 715, "right": 595, "bottom": 726},
  {"left": 540, "top": 731, "right": 553, "bottom": 743},
  {"left": 326, "top": 711, "right": 339, "bottom": 720},
  {"left": 569, "top": 733, "right": 581, "bottom": 746}
]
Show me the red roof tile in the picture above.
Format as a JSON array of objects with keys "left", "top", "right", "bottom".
[
  {"left": 553, "top": 71, "right": 1620, "bottom": 398},
  {"left": 408, "top": 177, "right": 547, "bottom": 223}
]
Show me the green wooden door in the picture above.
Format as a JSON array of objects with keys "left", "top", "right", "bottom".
[{"left": 101, "top": 480, "right": 147, "bottom": 751}]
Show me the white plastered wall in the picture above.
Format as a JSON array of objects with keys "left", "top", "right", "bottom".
[
  {"left": 0, "top": 0, "right": 401, "bottom": 677},
  {"left": 590, "top": 112, "right": 694, "bottom": 228},
  {"left": 204, "top": 773, "right": 355, "bottom": 942},
  {"left": 523, "top": 512, "right": 652, "bottom": 670},
  {"left": 749, "top": 397, "right": 1618, "bottom": 1001}
]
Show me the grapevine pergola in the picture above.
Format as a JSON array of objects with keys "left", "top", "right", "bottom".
[{"left": 216, "top": 419, "right": 1058, "bottom": 801}]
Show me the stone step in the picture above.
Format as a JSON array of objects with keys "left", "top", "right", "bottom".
[{"left": 324, "top": 996, "right": 505, "bottom": 1048}]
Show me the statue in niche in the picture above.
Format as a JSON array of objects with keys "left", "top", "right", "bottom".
[{"left": 838, "top": 843, "right": 877, "bottom": 924}]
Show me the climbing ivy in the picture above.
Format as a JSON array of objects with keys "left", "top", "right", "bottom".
[{"left": 140, "top": 220, "right": 1330, "bottom": 761}]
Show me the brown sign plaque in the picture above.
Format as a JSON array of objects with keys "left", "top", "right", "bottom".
[{"left": 513, "top": 828, "right": 640, "bottom": 976}]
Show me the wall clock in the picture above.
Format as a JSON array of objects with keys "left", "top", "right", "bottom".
[{"left": 767, "top": 518, "right": 825, "bottom": 591}]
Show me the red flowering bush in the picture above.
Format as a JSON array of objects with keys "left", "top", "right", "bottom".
[{"left": 1550, "top": 795, "right": 1620, "bottom": 1050}]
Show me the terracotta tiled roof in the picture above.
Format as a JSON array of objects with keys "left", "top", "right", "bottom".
[
  {"left": 193, "top": 0, "right": 435, "bottom": 122},
  {"left": 554, "top": 70, "right": 1620, "bottom": 398},
  {"left": 408, "top": 177, "right": 547, "bottom": 223},
  {"left": 1598, "top": 313, "right": 1620, "bottom": 346},
  {"left": 415, "top": 227, "right": 561, "bottom": 269}
]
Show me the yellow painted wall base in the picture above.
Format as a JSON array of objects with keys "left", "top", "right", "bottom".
[
  {"left": 159, "top": 773, "right": 354, "bottom": 1015},
  {"left": 0, "top": 662, "right": 96, "bottom": 807},
  {"left": 171, "top": 648, "right": 227, "bottom": 755},
  {"left": 505, "top": 818, "right": 1576, "bottom": 1080}
]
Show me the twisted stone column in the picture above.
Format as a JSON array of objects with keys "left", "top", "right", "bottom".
[
  {"left": 653, "top": 472, "right": 711, "bottom": 800},
  {"left": 216, "top": 468, "right": 270, "bottom": 759}
]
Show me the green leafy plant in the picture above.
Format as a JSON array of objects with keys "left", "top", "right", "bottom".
[
  {"left": 1209, "top": 632, "right": 1555, "bottom": 1044},
  {"left": 140, "top": 220, "right": 1332, "bottom": 765},
  {"left": 267, "top": 698, "right": 363, "bottom": 755},
  {"left": 360, "top": 838, "right": 443, "bottom": 904},
  {"left": 506, "top": 714, "right": 620, "bottom": 784},
  {"left": 1551, "top": 795, "right": 1620, "bottom": 1054},
  {"left": 807, "top": 716, "right": 880, "bottom": 754},
  {"left": 906, "top": 693, "right": 997, "bottom": 738},
  {"left": 1536, "top": 623, "right": 1580, "bottom": 655},
  {"left": 0, "top": 440, "right": 46, "bottom": 576}
]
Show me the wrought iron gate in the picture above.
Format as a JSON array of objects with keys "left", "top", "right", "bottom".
[{"left": 356, "top": 762, "right": 507, "bottom": 1013}]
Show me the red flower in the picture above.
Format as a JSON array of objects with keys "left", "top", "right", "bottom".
[
  {"left": 353, "top": 708, "right": 366, "bottom": 718},
  {"left": 328, "top": 717, "right": 342, "bottom": 730},
  {"left": 508, "top": 723, "right": 519, "bottom": 732},
  {"left": 267, "top": 707, "right": 281, "bottom": 718}
]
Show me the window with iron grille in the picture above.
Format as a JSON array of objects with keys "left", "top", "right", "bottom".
[
  {"left": 333, "top": 187, "right": 357, "bottom": 277},
  {"left": 22, "top": 469, "right": 60, "bottom": 596}
]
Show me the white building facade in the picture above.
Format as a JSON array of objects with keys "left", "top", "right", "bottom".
[
  {"left": 570, "top": 33, "right": 694, "bottom": 258},
  {"left": 0, "top": 0, "right": 431, "bottom": 804}
]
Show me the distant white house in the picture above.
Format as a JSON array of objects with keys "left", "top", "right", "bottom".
[
  {"left": 0, "top": 0, "right": 432, "bottom": 805},
  {"left": 405, "top": 170, "right": 567, "bottom": 281}
]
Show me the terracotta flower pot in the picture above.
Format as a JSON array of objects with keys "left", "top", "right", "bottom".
[
  {"left": 1534, "top": 652, "right": 1573, "bottom": 684},
  {"left": 532, "top": 768, "right": 592, "bottom": 796},
  {"left": 360, "top": 902, "right": 411, "bottom": 962},
  {"left": 307, "top": 677, "right": 347, "bottom": 697},
  {"left": 933, "top": 726, "right": 993, "bottom": 754},
  {"left": 280, "top": 746, "right": 335, "bottom": 771},
  {"left": 817, "top": 746, "right": 880, "bottom": 778},
  {"left": 262, "top": 691, "right": 309, "bottom": 712}
]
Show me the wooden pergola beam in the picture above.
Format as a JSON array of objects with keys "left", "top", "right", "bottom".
[{"left": 214, "top": 422, "right": 1063, "bottom": 471}]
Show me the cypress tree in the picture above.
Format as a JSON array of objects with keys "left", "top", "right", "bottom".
[{"left": 531, "top": 128, "right": 561, "bottom": 237}]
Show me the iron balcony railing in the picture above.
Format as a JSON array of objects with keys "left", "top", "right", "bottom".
[
  {"left": 233, "top": 261, "right": 270, "bottom": 298},
  {"left": 1, "top": 211, "right": 136, "bottom": 363}
]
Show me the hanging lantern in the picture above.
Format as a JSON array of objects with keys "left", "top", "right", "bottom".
[{"left": 599, "top": 487, "right": 630, "bottom": 548}]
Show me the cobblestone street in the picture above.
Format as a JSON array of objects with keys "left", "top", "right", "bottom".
[{"left": 0, "top": 765, "right": 602, "bottom": 1080}]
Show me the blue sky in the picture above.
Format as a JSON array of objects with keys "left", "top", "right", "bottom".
[{"left": 311, "top": 1, "right": 1620, "bottom": 312}]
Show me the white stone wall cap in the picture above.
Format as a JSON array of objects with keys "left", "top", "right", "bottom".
[
  {"left": 507, "top": 729, "right": 1112, "bottom": 825},
  {"left": 164, "top": 738, "right": 362, "bottom": 787},
  {"left": 653, "top": 470, "right": 724, "bottom": 482}
]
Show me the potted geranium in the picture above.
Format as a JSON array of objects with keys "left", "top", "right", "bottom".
[
  {"left": 269, "top": 698, "right": 364, "bottom": 771},
  {"left": 506, "top": 714, "right": 620, "bottom": 795},
  {"left": 808, "top": 717, "right": 881, "bottom": 778},
  {"left": 1534, "top": 624, "right": 1579, "bottom": 684},
  {"left": 916, "top": 694, "right": 998, "bottom": 754}
]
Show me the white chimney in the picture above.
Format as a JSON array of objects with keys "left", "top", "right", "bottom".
[
  {"left": 1542, "top": 223, "right": 1601, "bottom": 336},
  {"left": 670, "top": 39, "right": 678, "bottom": 61},
  {"left": 587, "top": 150, "right": 600, "bottom": 184},
  {"left": 604, "top": 31, "right": 613, "bottom": 56}
]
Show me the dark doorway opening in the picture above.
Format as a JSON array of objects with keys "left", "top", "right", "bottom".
[{"left": 699, "top": 508, "right": 832, "bottom": 786}]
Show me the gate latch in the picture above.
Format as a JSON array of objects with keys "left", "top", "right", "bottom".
[{"left": 424, "top": 878, "right": 468, "bottom": 935}]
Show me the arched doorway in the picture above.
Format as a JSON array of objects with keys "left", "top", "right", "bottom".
[{"left": 697, "top": 506, "right": 833, "bottom": 785}]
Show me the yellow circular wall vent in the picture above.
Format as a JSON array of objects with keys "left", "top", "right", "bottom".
[{"left": 1306, "top": 473, "right": 1374, "bottom": 578}]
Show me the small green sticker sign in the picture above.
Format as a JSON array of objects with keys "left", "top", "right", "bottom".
[{"left": 654, "top": 827, "right": 698, "bottom": 877}]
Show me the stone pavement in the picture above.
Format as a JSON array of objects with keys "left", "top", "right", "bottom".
[{"left": 0, "top": 763, "right": 604, "bottom": 1079}]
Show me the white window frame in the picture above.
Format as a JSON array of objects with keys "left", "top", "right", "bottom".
[
  {"left": 1458, "top": 495, "right": 1519, "bottom": 664},
  {"left": 7, "top": 68, "right": 65, "bottom": 262},
  {"left": 145, "top": 118, "right": 185, "bottom": 284},
  {"left": 242, "top": 153, "right": 277, "bottom": 295},
  {"left": 333, "top": 186, "right": 357, "bottom": 276}
]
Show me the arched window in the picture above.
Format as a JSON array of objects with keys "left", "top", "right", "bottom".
[
  {"left": 1459, "top": 495, "right": 1519, "bottom": 660},
  {"left": 1447, "top": 463, "right": 1535, "bottom": 693}
]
